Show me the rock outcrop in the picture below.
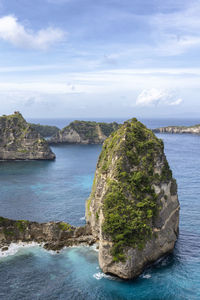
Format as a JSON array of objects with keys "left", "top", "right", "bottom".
[
  {"left": 86, "top": 118, "right": 179, "bottom": 279},
  {"left": 49, "top": 120, "right": 120, "bottom": 144},
  {"left": 153, "top": 124, "right": 200, "bottom": 135},
  {"left": 0, "top": 112, "right": 55, "bottom": 160},
  {"left": 0, "top": 217, "right": 95, "bottom": 251}
]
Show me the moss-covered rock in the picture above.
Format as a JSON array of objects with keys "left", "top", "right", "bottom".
[
  {"left": 86, "top": 118, "right": 180, "bottom": 279},
  {"left": 0, "top": 112, "right": 55, "bottom": 160},
  {"left": 49, "top": 120, "right": 120, "bottom": 144}
]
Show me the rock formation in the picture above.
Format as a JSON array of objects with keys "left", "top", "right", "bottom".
[
  {"left": 30, "top": 123, "right": 59, "bottom": 138},
  {"left": 153, "top": 124, "right": 200, "bottom": 135},
  {"left": 86, "top": 118, "right": 179, "bottom": 279},
  {"left": 0, "top": 112, "right": 55, "bottom": 160},
  {"left": 0, "top": 217, "right": 95, "bottom": 251},
  {"left": 49, "top": 120, "right": 120, "bottom": 144},
  {"left": 0, "top": 118, "right": 179, "bottom": 280}
]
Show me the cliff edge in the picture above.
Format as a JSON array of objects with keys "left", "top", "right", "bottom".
[
  {"left": 86, "top": 118, "right": 179, "bottom": 279},
  {"left": 0, "top": 112, "right": 55, "bottom": 160}
]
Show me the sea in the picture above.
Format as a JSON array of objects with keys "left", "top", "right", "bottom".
[{"left": 0, "top": 117, "right": 200, "bottom": 300}]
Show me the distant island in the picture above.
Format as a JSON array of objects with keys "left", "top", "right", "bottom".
[
  {"left": 30, "top": 123, "right": 59, "bottom": 138},
  {"left": 0, "top": 118, "right": 179, "bottom": 279},
  {"left": 153, "top": 124, "right": 200, "bottom": 135},
  {"left": 49, "top": 120, "right": 120, "bottom": 144},
  {"left": 0, "top": 112, "right": 55, "bottom": 160}
]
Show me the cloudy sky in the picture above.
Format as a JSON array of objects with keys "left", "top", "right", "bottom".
[{"left": 0, "top": 0, "right": 200, "bottom": 118}]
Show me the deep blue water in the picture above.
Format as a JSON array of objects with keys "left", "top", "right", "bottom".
[{"left": 0, "top": 118, "right": 200, "bottom": 300}]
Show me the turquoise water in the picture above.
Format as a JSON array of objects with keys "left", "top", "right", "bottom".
[{"left": 0, "top": 119, "right": 200, "bottom": 299}]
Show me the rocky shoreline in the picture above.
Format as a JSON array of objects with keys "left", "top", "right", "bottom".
[{"left": 0, "top": 217, "right": 95, "bottom": 252}]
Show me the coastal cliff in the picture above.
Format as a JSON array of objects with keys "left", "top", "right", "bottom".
[
  {"left": 86, "top": 118, "right": 179, "bottom": 279},
  {"left": 49, "top": 120, "right": 120, "bottom": 144},
  {"left": 0, "top": 112, "right": 55, "bottom": 160},
  {"left": 153, "top": 124, "right": 200, "bottom": 135},
  {"left": 0, "top": 118, "right": 179, "bottom": 280}
]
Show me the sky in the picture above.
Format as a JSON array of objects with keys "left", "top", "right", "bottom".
[{"left": 0, "top": 0, "right": 200, "bottom": 118}]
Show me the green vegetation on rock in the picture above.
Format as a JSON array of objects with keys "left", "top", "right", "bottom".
[
  {"left": 58, "top": 222, "right": 72, "bottom": 231},
  {"left": 16, "top": 220, "right": 29, "bottom": 232},
  {"left": 92, "top": 118, "right": 174, "bottom": 262}
]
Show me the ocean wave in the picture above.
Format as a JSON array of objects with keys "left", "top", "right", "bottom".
[
  {"left": 80, "top": 216, "right": 85, "bottom": 220},
  {"left": 0, "top": 242, "right": 41, "bottom": 258},
  {"left": 142, "top": 274, "right": 151, "bottom": 279},
  {"left": 93, "top": 272, "right": 116, "bottom": 281}
]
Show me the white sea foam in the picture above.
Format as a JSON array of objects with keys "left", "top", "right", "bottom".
[
  {"left": 142, "top": 274, "right": 151, "bottom": 279},
  {"left": 93, "top": 272, "right": 116, "bottom": 281},
  {"left": 80, "top": 216, "right": 85, "bottom": 221},
  {"left": 0, "top": 242, "right": 41, "bottom": 258}
]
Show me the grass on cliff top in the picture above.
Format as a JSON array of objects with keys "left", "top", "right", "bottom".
[{"left": 92, "top": 118, "right": 174, "bottom": 262}]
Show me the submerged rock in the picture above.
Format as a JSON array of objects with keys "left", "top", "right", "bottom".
[
  {"left": 86, "top": 118, "right": 180, "bottom": 279},
  {"left": 0, "top": 112, "right": 55, "bottom": 160},
  {"left": 49, "top": 120, "right": 120, "bottom": 144}
]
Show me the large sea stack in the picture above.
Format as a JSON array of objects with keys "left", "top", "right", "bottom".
[
  {"left": 86, "top": 118, "right": 180, "bottom": 279},
  {"left": 0, "top": 112, "right": 55, "bottom": 160}
]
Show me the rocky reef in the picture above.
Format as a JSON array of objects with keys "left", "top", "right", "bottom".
[
  {"left": 49, "top": 120, "right": 120, "bottom": 144},
  {"left": 86, "top": 118, "right": 179, "bottom": 279},
  {"left": 0, "top": 112, "right": 55, "bottom": 160},
  {"left": 0, "top": 217, "right": 95, "bottom": 251},
  {"left": 153, "top": 124, "right": 200, "bottom": 135}
]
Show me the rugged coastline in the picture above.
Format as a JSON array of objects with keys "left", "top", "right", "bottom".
[
  {"left": 0, "top": 118, "right": 179, "bottom": 280},
  {"left": 0, "top": 217, "right": 95, "bottom": 251}
]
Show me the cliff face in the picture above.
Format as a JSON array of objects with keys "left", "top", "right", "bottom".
[
  {"left": 153, "top": 125, "right": 200, "bottom": 135},
  {"left": 49, "top": 121, "right": 120, "bottom": 144},
  {"left": 86, "top": 118, "right": 179, "bottom": 279},
  {"left": 0, "top": 112, "right": 55, "bottom": 160},
  {"left": 0, "top": 217, "right": 95, "bottom": 251}
]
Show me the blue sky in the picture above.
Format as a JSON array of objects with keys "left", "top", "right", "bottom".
[{"left": 0, "top": 0, "right": 200, "bottom": 118}]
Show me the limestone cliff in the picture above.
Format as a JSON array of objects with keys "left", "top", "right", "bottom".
[
  {"left": 49, "top": 120, "right": 120, "bottom": 144},
  {"left": 86, "top": 118, "right": 179, "bottom": 279},
  {"left": 0, "top": 112, "right": 55, "bottom": 160},
  {"left": 153, "top": 124, "right": 200, "bottom": 135},
  {"left": 0, "top": 217, "right": 95, "bottom": 251}
]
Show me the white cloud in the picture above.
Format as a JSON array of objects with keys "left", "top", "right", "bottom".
[
  {"left": 0, "top": 15, "right": 65, "bottom": 50},
  {"left": 136, "top": 89, "right": 183, "bottom": 106},
  {"left": 148, "top": 1, "right": 200, "bottom": 55}
]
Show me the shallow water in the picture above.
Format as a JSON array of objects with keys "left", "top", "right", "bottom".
[{"left": 0, "top": 119, "right": 200, "bottom": 299}]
